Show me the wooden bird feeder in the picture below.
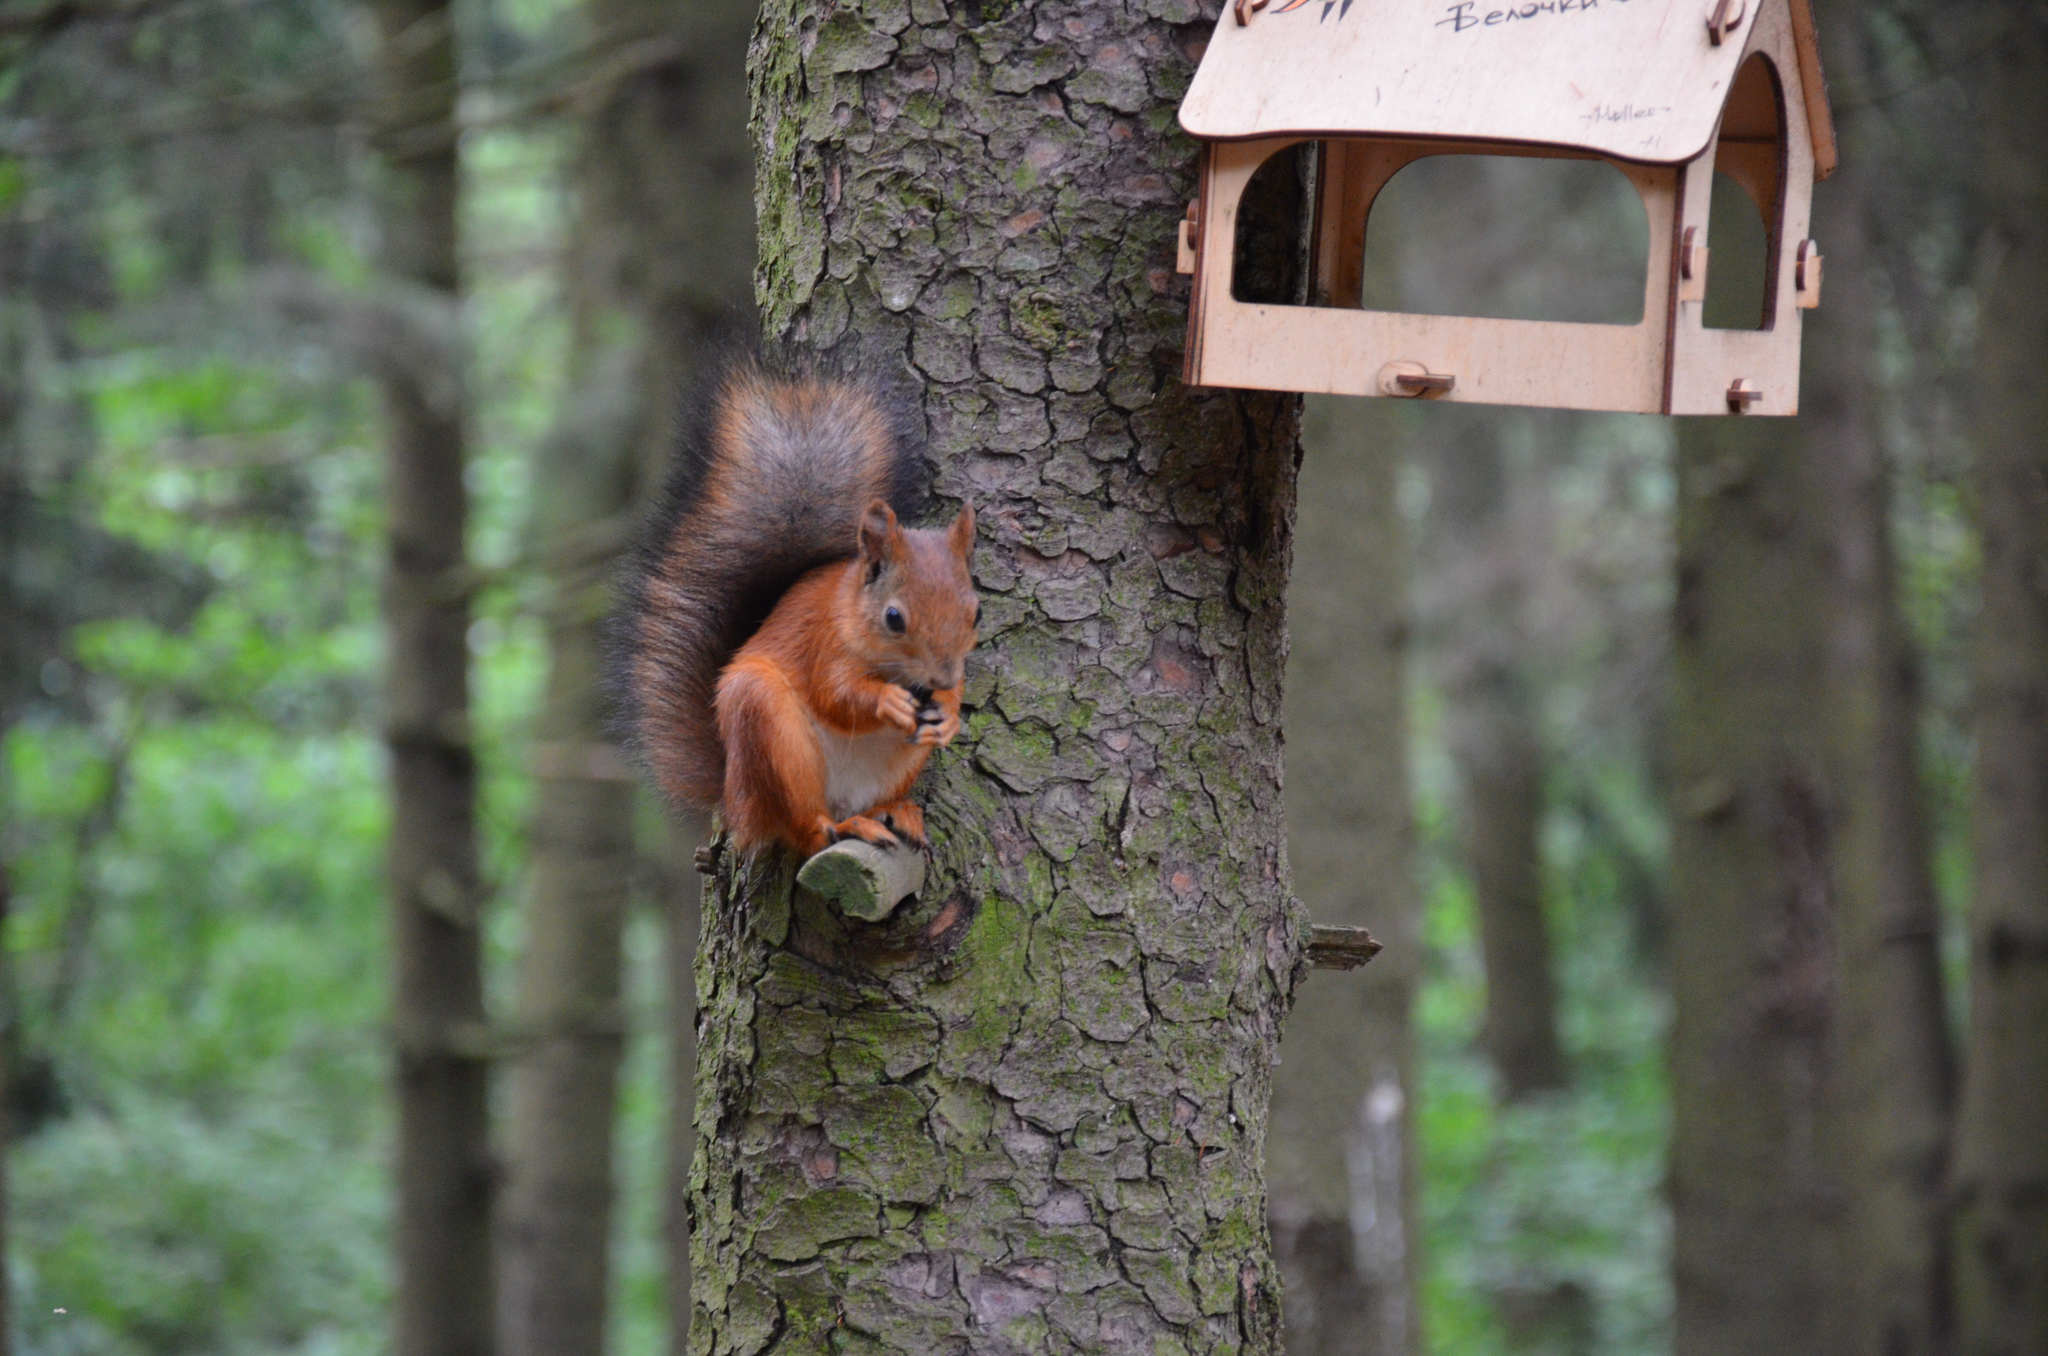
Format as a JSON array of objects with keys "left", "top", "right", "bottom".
[{"left": 1176, "top": 0, "right": 1837, "bottom": 415}]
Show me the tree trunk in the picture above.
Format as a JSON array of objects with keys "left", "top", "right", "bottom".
[
  {"left": 496, "top": 155, "right": 641, "bottom": 1356},
  {"left": 1952, "top": 10, "right": 2048, "bottom": 1351},
  {"left": 662, "top": 828, "right": 708, "bottom": 1356},
  {"left": 1427, "top": 430, "right": 1565, "bottom": 1102},
  {"left": 1668, "top": 48, "right": 1978, "bottom": 1343},
  {"left": 369, "top": 4, "right": 493, "bottom": 1353},
  {"left": 1802, "top": 12, "right": 1956, "bottom": 1350},
  {"left": 684, "top": 4, "right": 1306, "bottom": 1350},
  {"left": 1667, "top": 407, "right": 1843, "bottom": 1355},
  {"left": 0, "top": 864, "right": 11, "bottom": 1356},
  {"left": 1269, "top": 397, "right": 1420, "bottom": 1355},
  {"left": 499, "top": 0, "right": 755, "bottom": 1348}
]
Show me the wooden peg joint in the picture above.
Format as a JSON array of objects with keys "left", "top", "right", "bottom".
[
  {"left": 1795, "top": 238, "right": 1822, "bottom": 308},
  {"left": 1705, "top": 0, "right": 1745, "bottom": 45},
  {"left": 1176, "top": 202, "right": 1199, "bottom": 275},
  {"left": 1378, "top": 360, "right": 1455, "bottom": 398},
  {"left": 1679, "top": 226, "right": 1709, "bottom": 302},
  {"left": 1726, "top": 378, "right": 1763, "bottom": 412},
  {"left": 1394, "top": 372, "right": 1455, "bottom": 396}
]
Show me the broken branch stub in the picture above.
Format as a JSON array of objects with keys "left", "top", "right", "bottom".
[
  {"left": 795, "top": 838, "right": 927, "bottom": 922},
  {"left": 1308, "top": 924, "right": 1384, "bottom": 971}
]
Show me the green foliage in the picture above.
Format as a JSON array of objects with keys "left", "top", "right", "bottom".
[
  {"left": 5, "top": 376, "right": 395, "bottom": 1352},
  {"left": 0, "top": 5, "right": 667, "bottom": 1350},
  {"left": 1411, "top": 717, "right": 1673, "bottom": 1353},
  {"left": 15, "top": 1087, "right": 387, "bottom": 1356}
]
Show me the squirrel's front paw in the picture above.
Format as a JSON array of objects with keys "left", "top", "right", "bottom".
[{"left": 875, "top": 684, "right": 920, "bottom": 734}]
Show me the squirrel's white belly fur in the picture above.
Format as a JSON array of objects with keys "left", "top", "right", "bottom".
[{"left": 812, "top": 719, "right": 910, "bottom": 819}]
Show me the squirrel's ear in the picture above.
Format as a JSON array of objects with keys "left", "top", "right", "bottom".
[
  {"left": 947, "top": 501, "right": 976, "bottom": 559},
  {"left": 857, "top": 499, "right": 899, "bottom": 566}
]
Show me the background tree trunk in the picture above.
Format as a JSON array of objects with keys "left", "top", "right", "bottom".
[
  {"left": 369, "top": 3, "right": 494, "bottom": 1353},
  {"left": 683, "top": 3, "right": 1305, "bottom": 1350},
  {"left": 1667, "top": 406, "right": 1843, "bottom": 1355},
  {"left": 1658, "top": 116, "right": 1975, "bottom": 1347},
  {"left": 1426, "top": 431, "right": 1565, "bottom": 1102},
  {"left": 1270, "top": 398, "right": 1420, "bottom": 1355},
  {"left": 1803, "top": 11, "right": 1956, "bottom": 1350},
  {"left": 661, "top": 827, "right": 710, "bottom": 1356},
  {"left": 1669, "top": 24, "right": 1982, "bottom": 1344},
  {"left": 496, "top": 82, "right": 642, "bottom": 1356},
  {"left": 0, "top": 865, "right": 10, "bottom": 1356},
  {"left": 499, "top": 0, "right": 755, "bottom": 1349},
  {"left": 1952, "top": 9, "right": 2048, "bottom": 1350}
]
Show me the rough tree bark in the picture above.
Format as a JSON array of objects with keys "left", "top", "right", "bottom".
[
  {"left": 1269, "top": 398, "right": 1420, "bottom": 1356},
  {"left": 369, "top": 3, "right": 494, "bottom": 1353},
  {"left": 499, "top": 0, "right": 755, "bottom": 1350},
  {"left": 683, "top": 2, "right": 1306, "bottom": 1351},
  {"left": 1952, "top": 8, "right": 2048, "bottom": 1351}
]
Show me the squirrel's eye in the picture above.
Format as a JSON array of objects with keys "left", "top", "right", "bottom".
[{"left": 884, "top": 605, "right": 907, "bottom": 634}]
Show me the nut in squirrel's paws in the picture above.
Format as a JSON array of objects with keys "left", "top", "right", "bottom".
[
  {"left": 907, "top": 686, "right": 960, "bottom": 747},
  {"left": 905, "top": 684, "right": 947, "bottom": 743}
]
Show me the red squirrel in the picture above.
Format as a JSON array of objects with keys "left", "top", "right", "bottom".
[{"left": 619, "top": 357, "right": 978, "bottom": 858}]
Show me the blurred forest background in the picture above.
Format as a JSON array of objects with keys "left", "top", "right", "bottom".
[{"left": 1, "top": 1, "right": 2040, "bottom": 1354}]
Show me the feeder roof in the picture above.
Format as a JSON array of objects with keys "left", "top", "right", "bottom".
[{"left": 1180, "top": 0, "right": 1834, "bottom": 173}]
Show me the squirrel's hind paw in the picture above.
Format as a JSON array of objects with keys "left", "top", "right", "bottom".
[
  {"left": 872, "top": 801, "right": 928, "bottom": 850},
  {"left": 823, "top": 813, "right": 906, "bottom": 851}
]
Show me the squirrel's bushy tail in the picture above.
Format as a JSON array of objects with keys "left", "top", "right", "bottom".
[{"left": 615, "top": 353, "right": 926, "bottom": 809}]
